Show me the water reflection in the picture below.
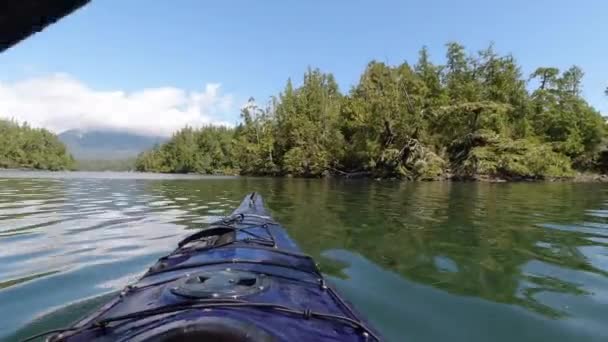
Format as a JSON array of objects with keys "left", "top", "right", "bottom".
[
  {"left": 275, "top": 182, "right": 608, "bottom": 317},
  {"left": 1, "top": 173, "right": 607, "bottom": 341}
]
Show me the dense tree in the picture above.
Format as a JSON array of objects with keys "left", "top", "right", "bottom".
[
  {"left": 415, "top": 46, "right": 447, "bottom": 109},
  {"left": 136, "top": 42, "right": 606, "bottom": 180},
  {"left": 529, "top": 67, "right": 604, "bottom": 166},
  {"left": 530, "top": 67, "right": 560, "bottom": 91},
  {"left": 135, "top": 126, "right": 237, "bottom": 174},
  {"left": 274, "top": 69, "right": 344, "bottom": 176},
  {"left": 234, "top": 98, "right": 278, "bottom": 175},
  {"left": 0, "top": 119, "right": 74, "bottom": 170},
  {"left": 340, "top": 60, "right": 443, "bottom": 179}
]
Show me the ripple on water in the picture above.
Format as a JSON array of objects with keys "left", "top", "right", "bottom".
[
  {"left": 192, "top": 215, "right": 225, "bottom": 224},
  {"left": 578, "top": 246, "right": 608, "bottom": 273},
  {"left": 586, "top": 209, "right": 608, "bottom": 218},
  {"left": 586, "top": 237, "right": 608, "bottom": 245},
  {"left": 148, "top": 200, "right": 175, "bottom": 206},
  {"left": 121, "top": 205, "right": 149, "bottom": 213},
  {"left": 539, "top": 223, "right": 608, "bottom": 237},
  {"left": 207, "top": 209, "right": 227, "bottom": 214},
  {"left": 0, "top": 216, "right": 65, "bottom": 235}
]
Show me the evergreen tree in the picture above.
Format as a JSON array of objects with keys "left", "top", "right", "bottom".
[
  {"left": 135, "top": 42, "right": 606, "bottom": 180},
  {"left": 0, "top": 119, "right": 74, "bottom": 170}
]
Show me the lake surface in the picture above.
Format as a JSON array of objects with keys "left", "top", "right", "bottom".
[{"left": 1, "top": 171, "right": 607, "bottom": 341}]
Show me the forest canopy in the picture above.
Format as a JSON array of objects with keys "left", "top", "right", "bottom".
[
  {"left": 136, "top": 42, "right": 607, "bottom": 180},
  {"left": 0, "top": 119, "right": 75, "bottom": 171}
]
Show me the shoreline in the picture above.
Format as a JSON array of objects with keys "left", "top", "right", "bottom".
[
  {"left": 445, "top": 173, "right": 608, "bottom": 183},
  {"left": 2, "top": 168, "right": 608, "bottom": 183}
]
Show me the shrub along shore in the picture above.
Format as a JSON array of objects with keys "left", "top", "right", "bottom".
[{"left": 135, "top": 42, "right": 608, "bottom": 181}]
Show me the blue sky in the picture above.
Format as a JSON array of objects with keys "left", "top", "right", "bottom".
[{"left": 0, "top": 0, "right": 606, "bottom": 136}]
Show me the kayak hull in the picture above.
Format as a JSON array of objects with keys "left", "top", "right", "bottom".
[{"left": 45, "top": 193, "right": 379, "bottom": 342}]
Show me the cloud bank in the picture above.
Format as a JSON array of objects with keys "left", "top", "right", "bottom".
[{"left": 0, "top": 73, "right": 235, "bottom": 137}]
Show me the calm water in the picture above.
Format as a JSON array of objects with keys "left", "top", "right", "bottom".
[{"left": 1, "top": 171, "right": 608, "bottom": 341}]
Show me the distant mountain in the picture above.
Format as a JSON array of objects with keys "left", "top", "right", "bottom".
[{"left": 59, "top": 129, "right": 166, "bottom": 160}]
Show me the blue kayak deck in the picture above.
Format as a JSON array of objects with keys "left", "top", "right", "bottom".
[{"left": 45, "top": 193, "right": 379, "bottom": 342}]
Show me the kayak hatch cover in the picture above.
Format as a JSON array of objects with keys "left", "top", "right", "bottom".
[{"left": 25, "top": 192, "right": 381, "bottom": 342}]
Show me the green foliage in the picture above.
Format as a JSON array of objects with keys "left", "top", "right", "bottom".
[
  {"left": 530, "top": 67, "right": 605, "bottom": 166},
  {"left": 274, "top": 69, "right": 344, "bottom": 176},
  {"left": 135, "top": 126, "right": 238, "bottom": 175},
  {"left": 340, "top": 60, "right": 440, "bottom": 178},
  {"left": 461, "top": 133, "right": 573, "bottom": 178},
  {"left": 234, "top": 98, "right": 278, "bottom": 175},
  {"left": 136, "top": 42, "right": 605, "bottom": 180},
  {"left": 0, "top": 119, "right": 74, "bottom": 170},
  {"left": 75, "top": 158, "right": 136, "bottom": 171}
]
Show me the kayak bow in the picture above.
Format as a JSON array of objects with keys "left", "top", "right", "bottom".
[{"left": 37, "top": 192, "right": 380, "bottom": 342}]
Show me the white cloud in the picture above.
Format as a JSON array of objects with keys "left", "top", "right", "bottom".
[{"left": 0, "top": 73, "right": 236, "bottom": 137}]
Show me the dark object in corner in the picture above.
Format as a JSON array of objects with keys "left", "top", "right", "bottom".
[{"left": 0, "top": 0, "right": 90, "bottom": 53}]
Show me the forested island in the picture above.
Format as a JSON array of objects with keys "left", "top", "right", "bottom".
[
  {"left": 4, "top": 43, "right": 603, "bottom": 179},
  {"left": 135, "top": 43, "right": 607, "bottom": 180},
  {"left": 0, "top": 119, "right": 74, "bottom": 171}
]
